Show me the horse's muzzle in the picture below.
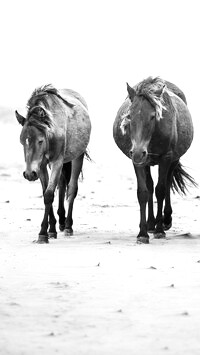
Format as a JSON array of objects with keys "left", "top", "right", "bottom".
[
  {"left": 130, "top": 149, "right": 148, "bottom": 166},
  {"left": 23, "top": 171, "right": 38, "bottom": 181}
]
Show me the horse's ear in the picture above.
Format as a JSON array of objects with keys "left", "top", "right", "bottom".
[
  {"left": 15, "top": 110, "right": 25, "bottom": 126},
  {"left": 127, "top": 83, "right": 136, "bottom": 102},
  {"left": 154, "top": 84, "right": 166, "bottom": 97}
]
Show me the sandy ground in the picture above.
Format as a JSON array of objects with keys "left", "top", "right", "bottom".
[{"left": 0, "top": 119, "right": 200, "bottom": 355}]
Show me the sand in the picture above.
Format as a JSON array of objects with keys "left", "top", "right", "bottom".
[{"left": 0, "top": 118, "right": 200, "bottom": 355}]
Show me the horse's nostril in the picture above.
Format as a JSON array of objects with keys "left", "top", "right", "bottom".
[
  {"left": 142, "top": 151, "right": 147, "bottom": 157},
  {"left": 23, "top": 171, "right": 38, "bottom": 181},
  {"left": 32, "top": 171, "right": 37, "bottom": 179},
  {"left": 129, "top": 150, "right": 133, "bottom": 158}
]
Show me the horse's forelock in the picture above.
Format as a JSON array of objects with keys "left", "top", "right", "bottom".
[
  {"left": 26, "top": 85, "right": 59, "bottom": 133},
  {"left": 26, "top": 104, "right": 54, "bottom": 134}
]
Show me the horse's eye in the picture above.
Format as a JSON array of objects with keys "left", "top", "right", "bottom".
[
  {"left": 38, "top": 140, "right": 43, "bottom": 145},
  {"left": 150, "top": 114, "right": 155, "bottom": 121}
]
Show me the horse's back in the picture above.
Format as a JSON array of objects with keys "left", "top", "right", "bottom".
[
  {"left": 165, "top": 81, "right": 187, "bottom": 105},
  {"left": 59, "top": 89, "right": 88, "bottom": 110}
]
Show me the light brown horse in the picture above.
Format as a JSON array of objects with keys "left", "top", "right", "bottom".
[
  {"left": 16, "top": 85, "right": 91, "bottom": 243},
  {"left": 113, "top": 77, "right": 196, "bottom": 244}
]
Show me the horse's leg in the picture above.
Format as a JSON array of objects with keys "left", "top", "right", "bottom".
[
  {"left": 154, "top": 161, "right": 171, "bottom": 238},
  {"left": 57, "top": 162, "right": 72, "bottom": 231},
  {"left": 163, "top": 160, "right": 178, "bottom": 230},
  {"left": 38, "top": 160, "right": 63, "bottom": 243},
  {"left": 65, "top": 153, "right": 84, "bottom": 236},
  {"left": 39, "top": 165, "right": 57, "bottom": 240},
  {"left": 48, "top": 207, "right": 57, "bottom": 239},
  {"left": 134, "top": 166, "right": 149, "bottom": 244},
  {"left": 146, "top": 166, "right": 156, "bottom": 232}
]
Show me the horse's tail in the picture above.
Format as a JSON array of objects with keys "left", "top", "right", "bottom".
[
  {"left": 79, "top": 150, "right": 92, "bottom": 181},
  {"left": 171, "top": 162, "right": 197, "bottom": 194},
  {"left": 84, "top": 150, "right": 92, "bottom": 162}
]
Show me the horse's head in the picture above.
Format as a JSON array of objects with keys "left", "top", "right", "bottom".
[
  {"left": 16, "top": 108, "right": 50, "bottom": 181},
  {"left": 120, "top": 82, "right": 165, "bottom": 166}
]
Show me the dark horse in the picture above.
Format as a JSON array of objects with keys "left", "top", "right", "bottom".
[
  {"left": 113, "top": 77, "right": 196, "bottom": 244},
  {"left": 16, "top": 85, "right": 91, "bottom": 243}
]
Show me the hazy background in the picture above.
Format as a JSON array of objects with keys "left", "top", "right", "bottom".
[{"left": 0, "top": 0, "right": 199, "bottom": 179}]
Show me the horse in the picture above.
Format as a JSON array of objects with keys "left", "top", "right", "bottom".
[
  {"left": 113, "top": 76, "right": 196, "bottom": 244},
  {"left": 16, "top": 85, "right": 91, "bottom": 243}
]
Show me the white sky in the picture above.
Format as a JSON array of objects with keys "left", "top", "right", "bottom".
[
  {"left": 0, "top": 0, "right": 199, "bottom": 105},
  {"left": 0, "top": 0, "right": 199, "bottom": 179},
  {"left": 0, "top": 0, "right": 200, "bottom": 152}
]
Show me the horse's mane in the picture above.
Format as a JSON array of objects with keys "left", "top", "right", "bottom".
[
  {"left": 27, "top": 84, "right": 74, "bottom": 110},
  {"left": 134, "top": 76, "right": 181, "bottom": 121},
  {"left": 134, "top": 77, "right": 168, "bottom": 120},
  {"left": 26, "top": 84, "right": 74, "bottom": 133}
]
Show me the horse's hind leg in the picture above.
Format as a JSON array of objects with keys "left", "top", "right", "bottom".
[
  {"left": 57, "top": 162, "right": 72, "bottom": 231},
  {"left": 163, "top": 160, "right": 178, "bottom": 230},
  {"left": 154, "top": 161, "right": 171, "bottom": 238},
  {"left": 146, "top": 166, "right": 156, "bottom": 232},
  {"left": 65, "top": 153, "right": 84, "bottom": 236}
]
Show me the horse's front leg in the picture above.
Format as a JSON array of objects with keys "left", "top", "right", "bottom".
[
  {"left": 134, "top": 166, "right": 149, "bottom": 244},
  {"left": 154, "top": 161, "right": 171, "bottom": 238},
  {"left": 146, "top": 166, "right": 156, "bottom": 232},
  {"left": 38, "top": 160, "right": 63, "bottom": 243},
  {"left": 39, "top": 165, "right": 57, "bottom": 241}
]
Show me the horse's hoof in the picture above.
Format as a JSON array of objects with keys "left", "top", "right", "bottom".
[
  {"left": 154, "top": 232, "right": 166, "bottom": 239},
  {"left": 163, "top": 222, "right": 172, "bottom": 231},
  {"left": 48, "top": 232, "right": 57, "bottom": 239},
  {"left": 64, "top": 228, "right": 73, "bottom": 236},
  {"left": 59, "top": 224, "right": 65, "bottom": 232},
  {"left": 36, "top": 235, "right": 49, "bottom": 243},
  {"left": 137, "top": 236, "right": 149, "bottom": 244}
]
